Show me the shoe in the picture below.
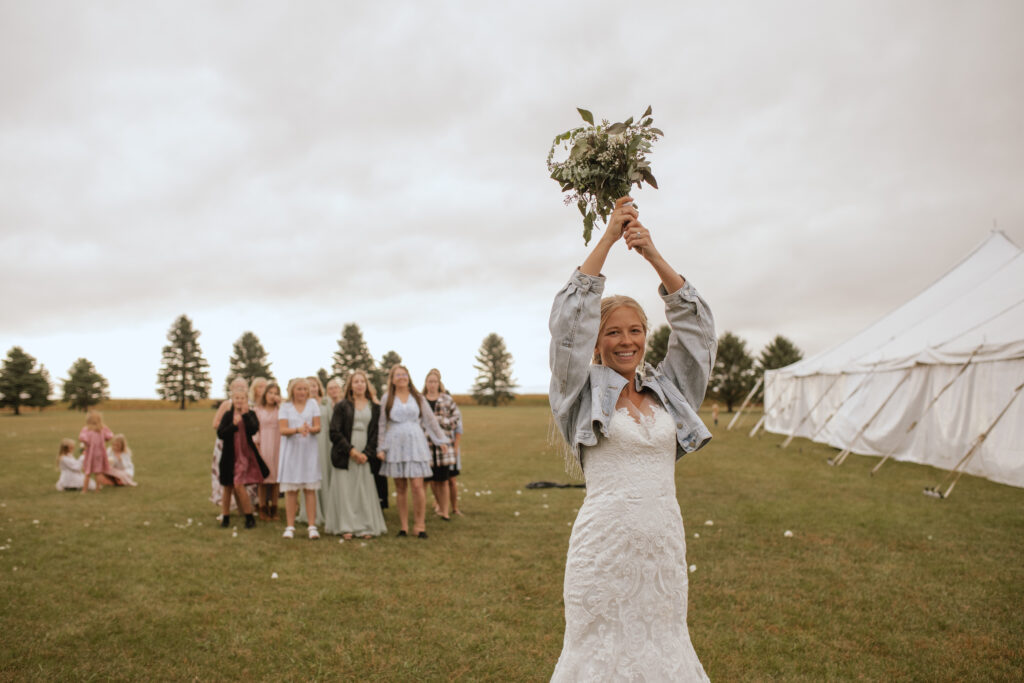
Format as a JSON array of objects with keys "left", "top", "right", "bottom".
[
  {"left": 308, "top": 526, "right": 320, "bottom": 540},
  {"left": 283, "top": 526, "right": 295, "bottom": 539},
  {"left": 417, "top": 531, "right": 428, "bottom": 539},
  {"left": 245, "top": 514, "right": 256, "bottom": 529},
  {"left": 440, "top": 515, "right": 451, "bottom": 522},
  {"left": 397, "top": 530, "right": 407, "bottom": 537},
  {"left": 221, "top": 515, "right": 230, "bottom": 528}
]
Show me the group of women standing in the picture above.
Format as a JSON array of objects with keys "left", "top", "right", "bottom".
[{"left": 208, "top": 365, "right": 463, "bottom": 541}]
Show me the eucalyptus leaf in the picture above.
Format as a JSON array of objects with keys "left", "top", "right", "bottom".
[
  {"left": 642, "top": 105, "right": 652, "bottom": 118},
  {"left": 577, "top": 108, "right": 594, "bottom": 125},
  {"left": 606, "top": 122, "right": 628, "bottom": 135}
]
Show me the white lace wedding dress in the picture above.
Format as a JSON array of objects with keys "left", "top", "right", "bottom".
[{"left": 552, "top": 405, "right": 709, "bottom": 682}]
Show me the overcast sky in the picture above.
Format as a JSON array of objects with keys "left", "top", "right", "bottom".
[{"left": 2, "top": 1, "right": 1022, "bottom": 398}]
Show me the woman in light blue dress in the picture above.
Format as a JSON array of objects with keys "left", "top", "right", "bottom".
[{"left": 377, "top": 365, "right": 449, "bottom": 539}]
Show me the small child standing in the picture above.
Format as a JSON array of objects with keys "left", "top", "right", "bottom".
[{"left": 79, "top": 411, "right": 114, "bottom": 493}]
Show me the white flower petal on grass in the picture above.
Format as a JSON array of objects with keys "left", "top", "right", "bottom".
[
  {"left": 32, "top": 520, "right": 38, "bottom": 525},
  {"left": 783, "top": 530, "right": 794, "bottom": 538},
  {"left": 688, "top": 564, "right": 697, "bottom": 573},
  {"left": 271, "top": 572, "right": 279, "bottom": 579},
  {"left": 927, "top": 535, "right": 933, "bottom": 540},
  {"left": 360, "top": 543, "right": 367, "bottom": 548},
  {"left": 693, "top": 533, "right": 700, "bottom": 539},
  {"left": 514, "top": 511, "right": 520, "bottom": 517},
  {"left": 543, "top": 504, "right": 549, "bottom": 509},
  {"left": 516, "top": 490, "right": 522, "bottom": 495},
  {"left": 143, "top": 521, "right": 150, "bottom": 526},
  {"left": 474, "top": 492, "right": 481, "bottom": 497},
  {"left": 704, "top": 520, "right": 714, "bottom": 526},
  {"left": 232, "top": 532, "right": 238, "bottom": 538}
]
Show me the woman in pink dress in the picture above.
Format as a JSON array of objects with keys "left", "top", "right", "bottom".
[
  {"left": 78, "top": 411, "right": 114, "bottom": 493},
  {"left": 255, "top": 382, "right": 283, "bottom": 520}
]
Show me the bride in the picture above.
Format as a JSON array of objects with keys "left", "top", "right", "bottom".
[{"left": 548, "top": 197, "right": 717, "bottom": 681}]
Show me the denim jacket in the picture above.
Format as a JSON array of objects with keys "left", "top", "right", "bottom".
[{"left": 549, "top": 269, "right": 717, "bottom": 477}]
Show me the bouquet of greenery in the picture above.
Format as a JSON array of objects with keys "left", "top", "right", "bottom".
[{"left": 547, "top": 106, "right": 663, "bottom": 244}]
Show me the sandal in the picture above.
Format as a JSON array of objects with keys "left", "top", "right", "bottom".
[
  {"left": 308, "top": 526, "right": 320, "bottom": 540},
  {"left": 282, "top": 526, "right": 295, "bottom": 539}
]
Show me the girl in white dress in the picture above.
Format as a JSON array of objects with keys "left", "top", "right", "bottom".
[
  {"left": 106, "top": 434, "right": 138, "bottom": 486},
  {"left": 277, "top": 378, "right": 323, "bottom": 540},
  {"left": 56, "top": 438, "right": 95, "bottom": 491},
  {"left": 549, "top": 197, "right": 716, "bottom": 681}
]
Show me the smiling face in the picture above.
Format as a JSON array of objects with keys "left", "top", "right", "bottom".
[
  {"left": 290, "top": 379, "right": 309, "bottom": 403},
  {"left": 596, "top": 305, "right": 647, "bottom": 379},
  {"left": 390, "top": 366, "right": 410, "bottom": 391}
]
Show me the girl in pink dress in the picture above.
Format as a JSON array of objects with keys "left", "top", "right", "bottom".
[
  {"left": 78, "top": 411, "right": 114, "bottom": 493},
  {"left": 255, "top": 382, "right": 283, "bottom": 520}
]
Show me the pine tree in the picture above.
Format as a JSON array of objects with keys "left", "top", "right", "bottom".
[
  {"left": 374, "top": 350, "right": 403, "bottom": 395},
  {"left": 755, "top": 335, "right": 803, "bottom": 402},
  {"left": 0, "top": 347, "right": 52, "bottom": 415},
  {"left": 63, "top": 358, "right": 109, "bottom": 411},
  {"left": 472, "top": 333, "right": 517, "bottom": 406},
  {"left": 332, "top": 324, "right": 377, "bottom": 385},
  {"left": 709, "top": 331, "right": 756, "bottom": 412},
  {"left": 157, "top": 314, "right": 212, "bottom": 410},
  {"left": 224, "top": 331, "right": 275, "bottom": 395},
  {"left": 645, "top": 324, "right": 671, "bottom": 369}
]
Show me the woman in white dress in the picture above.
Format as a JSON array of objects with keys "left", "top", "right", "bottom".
[
  {"left": 548, "top": 196, "right": 716, "bottom": 681},
  {"left": 277, "top": 378, "right": 323, "bottom": 540}
]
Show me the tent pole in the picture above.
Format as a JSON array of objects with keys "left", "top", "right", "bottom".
[
  {"left": 748, "top": 414, "right": 766, "bottom": 437},
  {"left": 871, "top": 346, "right": 982, "bottom": 476},
  {"left": 830, "top": 368, "right": 914, "bottom": 466},
  {"left": 727, "top": 376, "right": 763, "bottom": 431},
  {"left": 805, "top": 371, "right": 876, "bottom": 444},
  {"left": 781, "top": 374, "right": 844, "bottom": 448},
  {"left": 924, "top": 378, "right": 1024, "bottom": 499}
]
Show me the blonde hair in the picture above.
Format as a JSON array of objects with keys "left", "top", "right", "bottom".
[
  {"left": 286, "top": 377, "right": 310, "bottom": 402},
  {"left": 342, "top": 369, "right": 379, "bottom": 404},
  {"left": 228, "top": 376, "right": 248, "bottom": 393},
  {"left": 422, "top": 368, "right": 447, "bottom": 394},
  {"left": 57, "top": 438, "right": 76, "bottom": 465},
  {"left": 306, "top": 375, "right": 325, "bottom": 400},
  {"left": 85, "top": 410, "right": 104, "bottom": 432},
  {"left": 249, "top": 377, "right": 268, "bottom": 405},
  {"left": 592, "top": 295, "right": 649, "bottom": 365},
  {"left": 110, "top": 433, "right": 129, "bottom": 454}
]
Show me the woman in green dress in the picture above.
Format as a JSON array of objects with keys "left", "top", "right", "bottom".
[{"left": 326, "top": 370, "right": 388, "bottom": 539}]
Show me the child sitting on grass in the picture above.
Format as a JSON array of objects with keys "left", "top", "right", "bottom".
[
  {"left": 56, "top": 438, "right": 95, "bottom": 491},
  {"left": 106, "top": 434, "right": 138, "bottom": 487}
]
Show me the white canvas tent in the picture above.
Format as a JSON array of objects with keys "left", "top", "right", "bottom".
[{"left": 763, "top": 231, "right": 1024, "bottom": 491}]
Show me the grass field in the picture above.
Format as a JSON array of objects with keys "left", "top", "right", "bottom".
[{"left": 1, "top": 405, "right": 1022, "bottom": 681}]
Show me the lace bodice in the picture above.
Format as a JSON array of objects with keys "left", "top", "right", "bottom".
[{"left": 582, "top": 406, "right": 678, "bottom": 499}]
